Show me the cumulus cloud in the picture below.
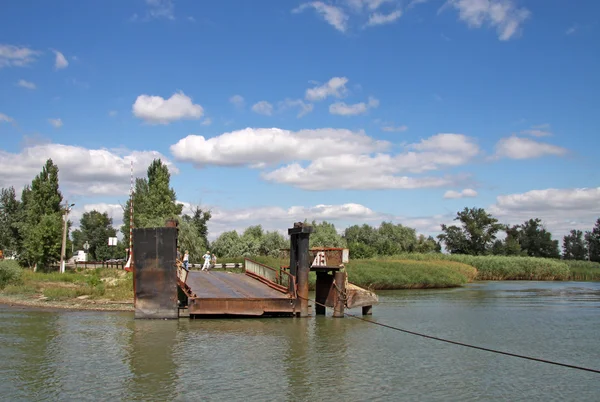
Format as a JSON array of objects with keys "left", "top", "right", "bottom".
[
  {"left": 488, "top": 187, "right": 600, "bottom": 238},
  {"left": 263, "top": 133, "right": 479, "bottom": 190},
  {"left": 70, "top": 203, "right": 125, "bottom": 232},
  {"left": 170, "top": 127, "right": 390, "bottom": 167},
  {"left": 0, "top": 144, "right": 177, "bottom": 195},
  {"left": 0, "top": 44, "right": 40, "bottom": 68},
  {"left": 293, "top": 2, "right": 349, "bottom": 32},
  {"left": 52, "top": 50, "right": 69, "bottom": 69},
  {"left": 251, "top": 101, "right": 274, "bottom": 116},
  {"left": 132, "top": 91, "right": 204, "bottom": 124},
  {"left": 17, "top": 79, "right": 36, "bottom": 89},
  {"left": 443, "top": 0, "right": 531, "bottom": 41},
  {"left": 48, "top": 118, "right": 63, "bottom": 128},
  {"left": 330, "top": 96, "right": 379, "bottom": 116},
  {"left": 305, "top": 77, "right": 349, "bottom": 101},
  {"left": 381, "top": 125, "right": 408, "bottom": 132},
  {"left": 521, "top": 123, "right": 552, "bottom": 137},
  {"left": 494, "top": 136, "right": 567, "bottom": 159},
  {"left": 443, "top": 188, "right": 477, "bottom": 199},
  {"left": 278, "top": 98, "right": 314, "bottom": 117},
  {"left": 229, "top": 94, "right": 245, "bottom": 108}
]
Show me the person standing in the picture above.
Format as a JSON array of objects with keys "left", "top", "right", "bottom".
[
  {"left": 183, "top": 250, "right": 190, "bottom": 272},
  {"left": 202, "top": 251, "right": 211, "bottom": 271}
]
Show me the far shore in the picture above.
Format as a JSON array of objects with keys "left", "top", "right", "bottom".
[{"left": 0, "top": 296, "right": 134, "bottom": 312}]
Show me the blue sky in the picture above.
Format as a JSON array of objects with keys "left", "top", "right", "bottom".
[{"left": 0, "top": 0, "right": 598, "bottom": 241}]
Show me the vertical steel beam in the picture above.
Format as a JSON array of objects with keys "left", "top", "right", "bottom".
[
  {"left": 333, "top": 271, "right": 346, "bottom": 318},
  {"left": 296, "top": 233, "right": 310, "bottom": 317}
]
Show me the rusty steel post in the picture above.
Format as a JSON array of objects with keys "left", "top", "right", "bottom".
[
  {"left": 315, "top": 272, "right": 332, "bottom": 315},
  {"left": 296, "top": 233, "right": 310, "bottom": 317},
  {"left": 333, "top": 271, "right": 346, "bottom": 318},
  {"left": 289, "top": 234, "right": 298, "bottom": 294}
]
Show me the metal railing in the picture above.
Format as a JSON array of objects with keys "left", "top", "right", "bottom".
[{"left": 244, "top": 258, "right": 295, "bottom": 296}]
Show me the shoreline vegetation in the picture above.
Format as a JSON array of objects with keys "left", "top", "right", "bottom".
[{"left": 2, "top": 255, "right": 599, "bottom": 312}]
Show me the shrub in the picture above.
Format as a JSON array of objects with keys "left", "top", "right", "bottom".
[{"left": 0, "top": 260, "right": 23, "bottom": 290}]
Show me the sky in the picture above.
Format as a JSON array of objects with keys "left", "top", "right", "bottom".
[{"left": 0, "top": 0, "right": 599, "bottom": 243}]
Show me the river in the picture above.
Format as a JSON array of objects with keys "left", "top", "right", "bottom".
[{"left": 1, "top": 281, "right": 599, "bottom": 401}]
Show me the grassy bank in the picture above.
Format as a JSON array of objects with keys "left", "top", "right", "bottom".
[
  {"left": 0, "top": 264, "right": 133, "bottom": 310},
  {"left": 378, "top": 254, "right": 572, "bottom": 281},
  {"left": 223, "top": 256, "right": 477, "bottom": 290},
  {"left": 564, "top": 260, "right": 600, "bottom": 281}
]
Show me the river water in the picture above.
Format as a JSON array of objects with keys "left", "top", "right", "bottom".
[{"left": 1, "top": 281, "right": 599, "bottom": 401}]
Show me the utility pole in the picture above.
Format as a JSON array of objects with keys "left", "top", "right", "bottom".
[{"left": 60, "top": 201, "right": 75, "bottom": 274}]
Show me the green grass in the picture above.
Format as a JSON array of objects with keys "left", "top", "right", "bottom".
[{"left": 564, "top": 260, "right": 600, "bottom": 281}]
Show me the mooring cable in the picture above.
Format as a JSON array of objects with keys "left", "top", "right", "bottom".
[{"left": 297, "top": 296, "right": 600, "bottom": 375}]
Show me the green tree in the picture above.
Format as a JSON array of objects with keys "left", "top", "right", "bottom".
[
  {"left": 71, "top": 210, "right": 117, "bottom": 261},
  {"left": 375, "top": 222, "right": 417, "bottom": 255},
  {"left": 21, "top": 159, "right": 64, "bottom": 268},
  {"left": 0, "top": 186, "right": 22, "bottom": 255},
  {"left": 562, "top": 229, "right": 588, "bottom": 260},
  {"left": 259, "top": 230, "right": 288, "bottom": 257},
  {"left": 414, "top": 234, "right": 441, "bottom": 253},
  {"left": 177, "top": 219, "right": 206, "bottom": 263},
  {"left": 211, "top": 230, "right": 244, "bottom": 258},
  {"left": 438, "top": 207, "right": 503, "bottom": 255},
  {"left": 309, "top": 221, "right": 346, "bottom": 248},
  {"left": 121, "top": 159, "right": 183, "bottom": 244},
  {"left": 512, "top": 218, "right": 560, "bottom": 258},
  {"left": 585, "top": 218, "right": 600, "bottom": 262}
]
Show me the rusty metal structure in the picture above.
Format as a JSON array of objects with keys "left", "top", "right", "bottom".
[{"left": 133, "top": 220, "right": 377, "bottom": 319}]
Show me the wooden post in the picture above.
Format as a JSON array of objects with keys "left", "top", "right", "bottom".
[{"left": 333, "top": 271, "right": 346, "bottom": 318}]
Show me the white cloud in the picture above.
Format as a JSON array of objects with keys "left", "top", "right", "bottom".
[
  {"left": 330, "top": 96, "right": 379, "bottom": 116},
  {"left": 305, "top": 77, "right": 349, "bottom": 101},
  {"left": 293, "top": 2, "right": 349, "bottom": 32},
  {"left": 201, "top": 117, "right": 212, "bottom": 126},
  {"left": 170, "top": 127, "right": 390, "bottom": 167},
  {"left": 108, "top": 110, "right": 118, "bottom": 117},
  {"left": 17, "top": 79, "right": 36, "bottom": 89},
  {"left": 521, "top": 123, "right": 552, "bottom": 137},
  {"left": 278, "top": 98, "right": 314, "bottom": 117},
  {"left": 70, "top": 203, "right": 125, "bottom": 232},
  {"left": 251, "top": 101, "right": 274, "bottom": 116},
  {"left": 443, "top": 0, "right": 531, "bottom": 41},
  {"left": 443, "top": 188, "right": 478, "bottom": 199},
  {"left": 53, "top": 50, "right": 69, "bottom": 69},
  {"left": 381, "top": 125, "right": 408, "bottom": 132},
  {"left": 142, "top": 0, "right": 175, "bottom": 20},
  {"left": 132, "top": 91, "right": 204, "bottom": 124},
  {"left": 0, "top": 44, "right": 40, "bottom": 68},
  {"left": 488, "top": 187, "right": 600, "bottom": 238},
  {"left": 48, "top": 118, "right": 63, "bottom": 128},
  {"left": 229, "top": 94, "right": 245, "bottom": 108},
  {"left": 366, "top": 10, "right": 402, "bottom": 26},
  {"left": 346, "top": 0, "right": 394, "bottom": 11},
  {"left": 0, "top": 113, "right": 14, "bottom": 123},
  {"left": 0, "top": 144, "right": 177, "bottom": 196},
  {"left": 263, "top": 133, "right": 479, "bottom": 190},
  {"left": 494, "top": 136, "right": 567, "bottom": 159}
]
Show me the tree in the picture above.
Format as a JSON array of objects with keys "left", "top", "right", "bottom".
[
  {"left": 211, "top": 230, "right": 244, "bottom": 258},
  {"left": 71, "top": 210, "right": 117, "bottom": 261},
  {"left": 513, "top": 218, "right": 560, "bottom": 258},
  {"left": 0, "top": 186, "right": 22, "bottom": 255},
  {"left": 438, "top": 207, "right": 503, "bottom": 255},
  {"left": 259, "top": 231, "right": 287, "bottom": 257},
  {"left": 309, "top": 221, "right": 346, "bottom": 248},
  {"left": 121, "top": 159, "right": 183, "bottom": 244},
  {"left": 585, "top": 218, "right": 600, "bottom": 262},
  {"left": 375, "top": 222, "right": 417, "bottom": 255},
  {"left": 415, "top": 234, "right": 441, "bottom": 254},
  {"left": 562, "top": 229, "right": 588, "bottom": 260},
  {"left": 21, "top": 159, "right": 64, "bottom": 268}
]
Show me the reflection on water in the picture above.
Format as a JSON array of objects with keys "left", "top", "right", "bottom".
[{"left": 1, "top": 281, "right": 599, "bottom": 401}]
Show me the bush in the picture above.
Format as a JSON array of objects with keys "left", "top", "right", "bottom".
[{"left": 0, "top": 260, "right": 23, "bottom": 290}]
